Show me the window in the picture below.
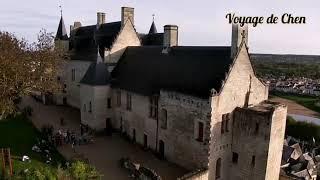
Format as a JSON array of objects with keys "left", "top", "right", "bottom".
[
  {"left": 221, "top": 120, "right": 224, "bottom": 134},
  {"left": 126, "top": 93, "right": 132, "bottom": 111},
  {"left": 149, "top": 96, "right": 158, "bottom": 119},
  {"left": 221, "top": 113, "right": 230, "bottom": 134},
  {"left": 197, "top": 122, "right": 204, "bottom": 142},
  {"left": 161, "top": 109, "right": 167, "bottom": 129},
  {"left": 89, "top": 101, "right": 92, "bottom": 113},
  {"left": 225, "top": 115, "right": 229, "bottom": 132},
  {"left": 255, "top": 123, "right": 259, "bottom": 135},
  {"left": 144, "top": 134, "right": 148, "bottom": 148},
  {"left": 216, "top": 158, "right": 221, "bottom": 179},
  {"left": 63, "top": 84, "right": 67, "bottom": 93},
  {"left": 83, "top": 104, "right": 86, "bottom": 112},
  {"left": 232, "top": 152, "right": 239, "bottom": 164},
  {"left": 107, "top": 98, "right": 112, "bottom": 109},
  {"left": 117, "top": 90, "right": 121, "bottom": 107},
  {"left": 251, "top": 156, "right": 255, "bottom": 167},
  {"left": 71, "top": 69, "right": 76, "bottom": 81}
]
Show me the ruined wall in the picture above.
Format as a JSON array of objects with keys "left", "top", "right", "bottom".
[
  {"left": 107, "top": 20, "right": 140, "bottom": 65},
  {"left": 208, "top": 45, "right": 268, "bottom": 180},
  {"left": 230, "top": 102, "right": 286, "bottom": 180},
  {"left": 265, "top": 104, "right": 287, "bottom": 180},
  {"left": 230, "top": 105, "right": 270, "bottom": 180},
  {"left": 80, "top": 84, "right": 111, "bottom": 130},
  {"left": 65, "top": 61, "right": 91, "bottom": 108},
  {"left": 112, "top": 89, "right": 158, "bottom": 150},
  {"left": 159, "top": 91, "right": 211, "bottom": 170}
]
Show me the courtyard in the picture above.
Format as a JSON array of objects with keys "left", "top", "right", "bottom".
[{"left": 20, "top": 96, "right": 188, "bottom": 180}]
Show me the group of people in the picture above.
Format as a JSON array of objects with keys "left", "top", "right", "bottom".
[{"left": 41, "top": 121, "right": 93, "bottom": 152}]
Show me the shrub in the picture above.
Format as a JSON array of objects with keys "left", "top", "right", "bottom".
[
  {"left": 68, "top": 161, "right": 101, "bottom": 180},
  {"left": 286, "top": 116, "right": 320, "bottom": 142}
]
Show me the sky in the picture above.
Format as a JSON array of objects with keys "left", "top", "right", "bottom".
[{"left": 0, "top": 0, "right": 319, "bottom": 55}]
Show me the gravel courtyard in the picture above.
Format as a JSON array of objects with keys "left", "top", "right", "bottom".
[{"left": 20, "top": 96, "right": 188, "bottom": 180}]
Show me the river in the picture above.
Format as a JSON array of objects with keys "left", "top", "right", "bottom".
[{"left": 288, "top": 114, "right": 320, "bottom": 125}]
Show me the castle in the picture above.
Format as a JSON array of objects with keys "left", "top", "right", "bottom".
[{"left": 54, "top": 7, "right": 287, "bottom": 180}]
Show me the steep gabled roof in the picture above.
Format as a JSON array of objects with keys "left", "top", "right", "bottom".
[
  {"left": 111, "top": 46, "right": 232, "bottom": 98},
  {"left": 95, "top": 22, "right": 122, "bottom": 50},
  {"left": 148, "top": 21, "right": 157, "bottom": 34},
  {"left": 55, "top": 16, "right": 68, "bottom": 40},
  {"left": 70, "top": 21, "right": 122, "bottom": 61},
  {"left": 140, "top": 33, "right": 164, "bottom": 46},
  {"left": 80, "top": 52, "right": 110, "bottom": 86}
]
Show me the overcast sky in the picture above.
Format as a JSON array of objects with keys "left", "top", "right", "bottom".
[{"left": 0, "top": 0, "right": 319, "bottom": 55}]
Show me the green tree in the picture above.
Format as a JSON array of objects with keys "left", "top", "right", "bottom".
[{"left": 0, "top": 30, "right": 64, "bottom": 117}]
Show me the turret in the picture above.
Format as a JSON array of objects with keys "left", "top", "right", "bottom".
[
  {"left": 55, "top": 14, "right": 69, "bottom": 52},
  {"left": 148, "top": 15, "right": 157, "bottom": 34}
]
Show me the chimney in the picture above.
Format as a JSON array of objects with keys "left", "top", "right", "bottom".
[
  {"left": 97, "top": 12, "right": 106, "bottom": 26},
  {"left": 163, "top": 25, "right": 178, "bottom": 48},
  {"left": 73, "top": 21, "right": 82, "bottom": 30},
  {"left": 231, "top": 23, "right": 248, "bottom": 58},
  {"left": 70, "top": 25, "right": 74, "bottom": 36},
  {"left": 121, "top": 7, "right": 134, "bottom": 27}
]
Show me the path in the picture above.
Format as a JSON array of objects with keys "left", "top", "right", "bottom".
[
  {"left": 269, "top": 96, "right": 320, "bottom": 118},
  {"left": 20, "top": 96, "right": 188, "bottom": 180}
]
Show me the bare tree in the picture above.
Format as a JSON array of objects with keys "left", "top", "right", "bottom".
[{"left": 0, "top": 30, "right": 64, "bottom": 117}]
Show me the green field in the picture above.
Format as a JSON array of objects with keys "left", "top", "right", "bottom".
[
  {"left": 271, "top": 92, "right": 320, "bottom": 115},
  {"left": 0, "top": 114, "right": 65, "bottom": 178}
]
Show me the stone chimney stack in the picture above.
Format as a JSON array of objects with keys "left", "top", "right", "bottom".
[
  {"left": 97, "top": 12, "right": 106, "bottom": 26},
  {"left": 163, "top": 25, "right": 179, "bottom": 48},
  {"left": 73, "top": 21, "right": 82, "bottom": 30},
  {"left": 231, "top": 23, "right": 248, "bottom": 58},
  {"left": 121, "top": 7, "right": 134, "bottom": 27}
]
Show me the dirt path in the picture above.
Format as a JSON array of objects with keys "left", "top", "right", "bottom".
[
  {"left": 269, "top": 96, "right": 320, "bottom": 118},
  {"left": 20, "top": 96, "right": 188, "bottom": 180}
]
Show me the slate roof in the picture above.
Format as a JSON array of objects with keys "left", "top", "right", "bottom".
[
  {"left": 140, "top": 33, "right": 164, "bottom": 46},
  {"left": 111, "top": 46, "right": 232, "bottom": 98},
  {"left": 148, "top": 21, "right": 157, "bottom": 34},
  {"left": 80, "top": 53, "right": 110, "bottom": 86},
  {"left": 70, "top": 21, "right": 122, "bottom": 61},
  {"left": 55, "top": 16, "right": 68, "bottom": 40},
  {"left": 282, "top": 145, "right": 295, "bottom": 164}
]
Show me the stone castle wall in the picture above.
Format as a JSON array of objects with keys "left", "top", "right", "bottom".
[
  {"left": 230, "top": 102, "right": 287, "bottom": 180},
  {"left": 208, "top": 45, "right": 269, "bottom": 180},
  {"left": 112, "top": 89, "right": 158, "bottom": 150},
  {"left": 80, "top": 85, "right": 111, "bottom": 130},
  {"left": 66, "top": 60, "right": 91, "bottom": 108},
  {"left": 159, "top": 91, "right": 212, "bottom": 170},
  {"left": 107, "top": 20, "right": 141, "bottom": 65}
]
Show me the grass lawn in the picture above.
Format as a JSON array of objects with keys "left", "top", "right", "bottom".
[
  {"left": 271, "top": 92, "right": 320, "bottom": 115},
  {"left": 0, "top": 114, "right": 65, "bottom": 177}
]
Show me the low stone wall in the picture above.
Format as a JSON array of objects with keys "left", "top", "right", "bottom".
[{"left": 177, "top": 169, "right": 208, "bottom": 180}]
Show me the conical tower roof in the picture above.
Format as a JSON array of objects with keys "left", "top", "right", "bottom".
[
  {"left": 148, "top": 21, "right": 157, "bottom": 34},
  {"left": 80, "top": 50, "right": 110, "bottom": 86},
  {"left": 55, "top": 16, "right": 68, "bottom": 40}
]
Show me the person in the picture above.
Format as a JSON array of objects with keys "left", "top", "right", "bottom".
[
  {"left": 71, "top": 142, "right": 75, "bottom": 153},
  {"left": 66, "top": 130, "right": 70, "bottom": 143},
  {"left": 80, "top": 124, "right": 83, "bottom": 136},
  {"left": 60, "top": 117, "right": 64, "bottom": 126}
]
